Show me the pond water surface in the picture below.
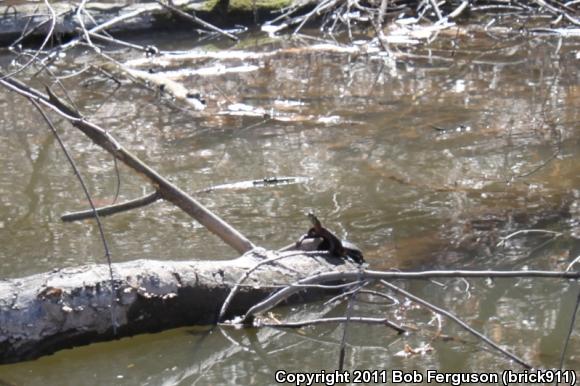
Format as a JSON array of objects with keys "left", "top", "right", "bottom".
[{"left": 0, "top": 25, "right": 579, "bottom": 385}]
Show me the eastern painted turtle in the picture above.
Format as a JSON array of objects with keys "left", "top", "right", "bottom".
[{"left": 300, "top": 212, "right": 365, "bottom": 264}]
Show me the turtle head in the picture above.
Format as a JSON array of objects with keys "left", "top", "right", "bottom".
[
  {"left": 306, "top": 211, "right": 322, "bottom": 228},
  {"left": 306, "top": 211, "right": 316, "bottom": 224}
]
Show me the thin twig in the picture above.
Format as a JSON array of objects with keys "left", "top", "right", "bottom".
[
  {"left": 76, "top": 0, "right": 94, "bottom": 47},
  {"left": 325, "top": 288, "right": 399, "bottom": 306},
  {"left": 557, "top": 289, "right": 580, "bottom": 373},
  {"left": 88, "top": 31, "right": 156, "bottom": 52},
  {"left": 156, "top": 0, "right": 238, "bottom": 41},
  {"left": 258, "top": 316, "right": 406, "bottom": 333},
  {"left": 47, "top": 6, "right": 154, "bottom": 62},
  {"left": 62, "top": 176, "right": 309, "bottom": 221},
  {"left": 338, "top": 276, "right": 363, "bottom": 370},
  {"left": 218, "top": 249, "right": 323, "bottom": 322},
  {"left": 496, "top": 229, "right": 563, "bottom": 247},
  {"left": 29, "top": 98, "right": 118, "bottom": 335},
  {"left": 13, "top": 4, "right": 41, "bottom": 47},
  {"left": 377, "top": 0, "right": 388, "bottom": 28},
  {"left": 14, "top": 50, "right": 82, "bottom": 112},
  {"left": 61, "top": 191, "right": 161, "bottom": 221},
  {"left": 241, "top": 269, "right": 580, "bottom": 323},
  {"left": 566, "top": 254, "right": 580, "bottom": 272},
  {"left": 111, "top": 156, "right": 121, "bottom": 205},
  {"left": 428, "top": 0, "right": 444, "bottom": 22},
  {"left": 195, "top": 176, "right": 309, "bottom": 194},
  {"left": 448, "top": 0, "right": 469, "bottom": 19},
  {"left": 1, "top": 0, "right": 56, "bottom": 80},
  {"left": 512, "top": 147, "right": 561, "bottom": 179},
  {"left": 294, "top": 0, "right": 340, "bottom": 34},
  {"left": 0, "top": 74, "right": 255, "bottom": 254},
  {"left": 380, "top": 280, "right": 531, "bottom": 368}
]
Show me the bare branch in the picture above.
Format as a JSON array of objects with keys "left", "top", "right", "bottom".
[
  {"left": 325, "top": 288, "right": 399, "bottom": 306},
  {"left": 1, "top": 0, "right": 56, "bottom": 80},
  {"left": 218, "top": 250, "right": 301, "bottom": 322},
  {"left": 566, "top": 254, "right": 580, "bottom": 272},
  {"left": 428, "top": 0, "right": 444, "bottom": 22},
  {"left": 257, "top": 316, "right": 406, "bottom": 333},
  {"left": 155, "top": 0, "right": 239, "bottom": 41},
  {"left": 380, "top": 280, "right": 532, "bottom": 369},
  {"left": 0, "top": 74, "right": 255, "bottom": 254},
  {"left": 29, "top": 98, "right": 118, "bottom": 335},
  {"left": 496, "top": 229, "right": 563, "bottom": 248},
  {"left": 241, "top": 269, "right": 580, "bottom": 323},
  {"left": 557, "top": 289, "right": 580, "bottom": 370},
  {"left": 448, "top": 0, "right": 469, "bottom": 19},
  {"left": 61, "top": 191, "right": 162, "bottom": 222},
  {"left": 338, "top": 278, "right": 362, "bottom": 371}
]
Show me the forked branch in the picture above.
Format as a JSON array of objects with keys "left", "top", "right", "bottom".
[{"left": 0, "top": 73, "right": 255, "bottom": 254}]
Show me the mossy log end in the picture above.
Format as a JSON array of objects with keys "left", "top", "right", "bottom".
[{"left": 0, "top": 250, "right": 355, "bottom": 364}]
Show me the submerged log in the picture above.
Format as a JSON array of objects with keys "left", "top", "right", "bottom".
[{"left": 0, "top": 249, "right": 356, "bottom": 364}]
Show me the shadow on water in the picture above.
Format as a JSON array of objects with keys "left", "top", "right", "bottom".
[{"left": 0, "top": 24, "right": 579, "bottom": 384}]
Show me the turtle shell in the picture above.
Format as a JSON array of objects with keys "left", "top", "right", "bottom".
[{"left": 342, "top": 240, "right": 364, "bottom": 264}]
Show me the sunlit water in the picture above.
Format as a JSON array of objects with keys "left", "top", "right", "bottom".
[{"left": 1, "top": 25, "right": 579, "bottom": 385}]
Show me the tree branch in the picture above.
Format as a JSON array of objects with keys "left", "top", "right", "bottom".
[
  {"left": 256, "top": 316, "right": 406, "bottom": 333},
  {"left": 61, "top": 191, "right": 161, "bottom": 221},
  {"left": 0, "top": 74, "right": 255, "bottom": 254},
  {"left": 380, "top": 280, "right": 531, "bottom": 369},
  {"left": 240, "top": 269, "right": 580, "bottom": 323}
]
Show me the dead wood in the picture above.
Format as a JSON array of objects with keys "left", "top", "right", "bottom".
[
  {"left": 257, "top": 316, "right": 406, "bottom": 333},
  {"left": 61, "top": 191, "right": 161, "bottom": 222},
  {"left": 155, "top": 0, "right": 239, "bottom": 41},
  {"left": 0, "top": 1, "right": 209, "bottom": 46},
  {"left": 0, "top": 74, "right": 255, "bottom": 255},
  {"left": 0, "top": 251, "right": 358, "bottom": 364},
  {"left": 60, "top": 177, "right": 308, "bottom": 222},
  {"left": 240, "top": 269, "right": 580, "bottom": 325},
  {"left": 236, "top": 269, "right": 580, "bottom": 370}
]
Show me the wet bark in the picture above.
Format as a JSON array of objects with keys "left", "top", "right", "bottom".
[
  {"left": 1, "top": 2, "right": 165, "bottom": 46},
  {"left": 0, "top": 250, "right": 355, "bottom": 364},
  {"left": 0, "top": 0, "right": 300, "bottom": 46}
]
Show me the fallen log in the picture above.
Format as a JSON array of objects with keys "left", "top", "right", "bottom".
[
  {"left": 0, "top": 249, "right": 357, "bottom": 364},
  {"left": 0, "top": 0, "right": 301, "bottom": 47},
  {"left": 1, "top": 1, "right": 162, "bottom": 46}
]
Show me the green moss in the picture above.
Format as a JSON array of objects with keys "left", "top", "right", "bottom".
[
  {"left": 202, "top": 0, "right": 220, "bottom": 12},
  {"left": 229, "top": 0, "right": 292, "bottom": 11},
  {"left": 203, "top": 0, "right": 292, "bottom": 12}
]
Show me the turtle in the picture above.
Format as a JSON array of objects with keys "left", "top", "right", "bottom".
[{"left": 297, "top": 212, "right": 365, "bottom": 264}]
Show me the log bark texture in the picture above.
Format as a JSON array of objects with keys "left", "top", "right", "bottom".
[
  {"left": 0, "top": 0, "right": 302, "bottom": 46},
  {"left": 0, "top": 250, "right": 354, "bottom": 364}
]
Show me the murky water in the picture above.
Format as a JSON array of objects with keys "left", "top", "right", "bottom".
[{"left": 1, "top": 26, "right": 579, "bottom": 384}]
